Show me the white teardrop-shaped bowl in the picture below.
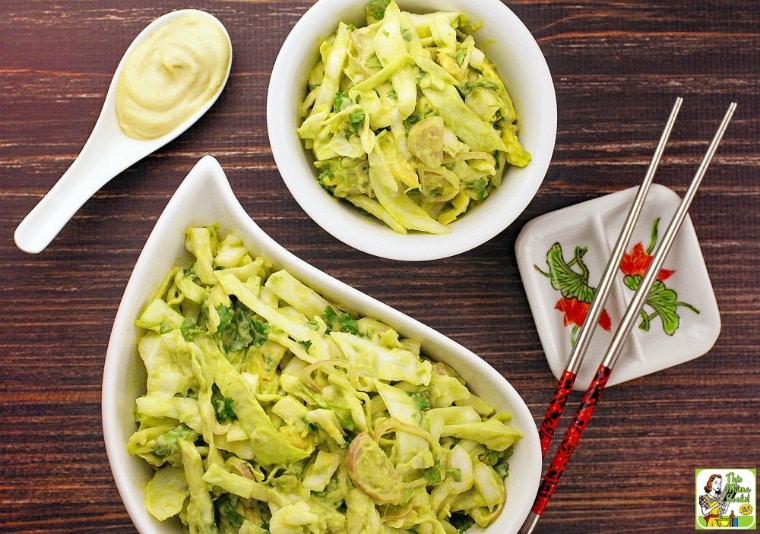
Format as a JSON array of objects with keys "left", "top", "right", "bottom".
[{"left": 102, "top": 155, "right": 541, "bottom": 533}]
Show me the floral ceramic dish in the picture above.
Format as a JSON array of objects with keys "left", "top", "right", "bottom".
[{"left": 516, "top": 184, "right": 721, "bottom": 390}]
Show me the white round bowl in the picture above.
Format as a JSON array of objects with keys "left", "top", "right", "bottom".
[
  {"left": 267, "top": 0, "right": 556, "bottom": 261},
  {"left": 102, "top": 156, "right": 542, "bottom": 533}
]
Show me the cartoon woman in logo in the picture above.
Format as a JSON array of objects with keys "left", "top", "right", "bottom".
[{"left": 699, "top": 474, "right": 729, "bottom": 526}]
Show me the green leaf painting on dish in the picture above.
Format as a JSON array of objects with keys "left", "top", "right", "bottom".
[
  {"left": 536, "top": 243, "right": 596, "bottom": 304},
  {"left": 623, "top": 276, "right": 698, "bottom": 335}
]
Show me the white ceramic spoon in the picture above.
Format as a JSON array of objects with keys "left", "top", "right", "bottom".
[{"left": 14, "top": 9, "right": 232, "bottom": 254}]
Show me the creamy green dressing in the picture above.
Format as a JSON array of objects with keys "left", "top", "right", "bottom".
[{"left": 115, "top": 12, "right": 230, "bottom": 140}]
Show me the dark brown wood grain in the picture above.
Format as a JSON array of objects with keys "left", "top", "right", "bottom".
[{"left": 1, "top": 1, "right": 758, "bottom": 532}]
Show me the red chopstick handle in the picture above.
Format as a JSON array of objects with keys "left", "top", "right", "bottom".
[
  {"left": 538, "top": 369, "right": 577, "bottom": 457},
  {"left": 531, "top": 364, "right": 613, "bottom": 517}
]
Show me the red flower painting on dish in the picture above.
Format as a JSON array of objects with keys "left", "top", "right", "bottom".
[
  {"left": 555, "top": 296, "right": 611, "bottom": 331},
  {"left": 619, "top": 242, "right": 674, "bottom": 281}
]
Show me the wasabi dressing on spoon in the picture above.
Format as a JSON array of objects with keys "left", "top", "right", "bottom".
[{"left": 14, "top": 9, "right": 232, "bottom": 254}]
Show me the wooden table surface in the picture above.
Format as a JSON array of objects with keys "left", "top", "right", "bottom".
[{"left": 1, "top": 1, "right": 757, "bottom": 532}]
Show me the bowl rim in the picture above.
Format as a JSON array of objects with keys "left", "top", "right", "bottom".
[
  {"left": 267, "top": 0, "right": 557, "bottom": 261},
  {"left": 102, "top": 155, "right": 542, "bottom": 533}
]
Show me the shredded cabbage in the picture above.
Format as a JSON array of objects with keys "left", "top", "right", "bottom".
[
  {"left": 298, "top": 0, "right": 531, "bottom": 234},
  {"left": 128, "top": 225, "right": 522, "bottom": 533}
]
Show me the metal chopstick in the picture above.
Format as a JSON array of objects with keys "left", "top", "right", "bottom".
[
  {"left": 521, "top": 101, "right": 737, "bottom": 534},
  {"left": 537, "top": 97, "right": 683, "bottom": 457}
]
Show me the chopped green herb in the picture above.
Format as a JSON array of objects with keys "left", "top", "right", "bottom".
[
  {"left": 454, "top": 48, "right": 467, "bottom": 66},
  {"left": 424, "top": 458, "right": 443, "bottom": 484},
  {"left": 212, "top": 386, "right": 237, "bottom": 423},
  {"left": 422, "top": 457, "right": 462, "bottom": 486},
  {"left": 152, "top": 424, "right": 196, "bottom": 458},
  {"left": 481, "top": 446, "right": 513, "bottom": 478},
  {"left": 336, "top": 412, "right": 357, "bottom": 432},
  {"left": 315, "top": 161, "right": 336, "bottom": 190},
  {"left": 321, "top": 306, "right": 359, "bottom": 334},
  {"left": 403, "top": 112, "right": 421, "bottom": 133},
  {"left": 332, "top": 92, "right": 346, "bottom": 113},
  {"left": 215, "top": 493, "right": 245, "bottom": 531},
  {"left": 365, "top": 56, "right": 382, "bottom": 69},
  {"left": 460, "top": 79, "right": 501, "bottom": 96},
  {"left": 468, "top": 176, "right": 489, "bottom": 201},
  {"left": 322, "top": 306, "right": 338, "bottom": 326},
  {"left": 408, "top": 390, "right": 431, "bottom": 411},
  {"left": 215, "top": 301, "right": 269, "bottom": 352},
  {"left": 449, "top": 512, "right": 476, "bottom": 533},
  {"left": 366, "top": 0, "right": 391, "bottom": 23},
  {"left": 179, "top": 316, "right": 204, "bottom": 341},
  {"left": 348, "top": 109, "right": 366, "bottom": 135},
  {"left": 447, "top": 467, "right": 462, "bottom": 482},
  {"left": 339, "top": 313, "right": 359, "bottom": 335}
]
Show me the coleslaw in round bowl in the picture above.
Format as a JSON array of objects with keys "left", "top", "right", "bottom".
[{"left": 268, "top": 0, "right": 556, "bottom": 260}]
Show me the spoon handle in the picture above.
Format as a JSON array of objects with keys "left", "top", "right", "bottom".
[
  {"left": 14, "top": 118, "right": 139, "bottom": 254},
  {"left": 13, "top": 9, "right": 232, "bottom": 255}
]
